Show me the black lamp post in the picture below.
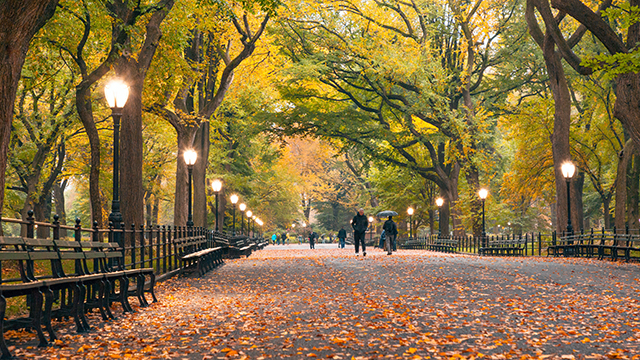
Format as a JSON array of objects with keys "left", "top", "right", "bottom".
[
  {"left": 561, "top": 162, "right": 576, "bottom": 236},
  {"left": 105, "top": 80, "right": 129, "bottom": 246},
  {"left": 230, "top": 194, "right": 239, "bottom": 235},
  {"left": 479, "top": 188, "right": 488, "bottom": 246},
  {"left": 212, "top": 179, "right": 222, "bottom": 232},
  {"left": 407, "top": 207, "right": 414, "bottom": 239},
  {"left": 239, "top": 203, "right": 246, "bottom": 235},
  {"left": 246, "top": 210, "right": 253, "bottom": 237},
  {"left": 368, "top": 216, "right": 374, "bottom": 243},
  {"left": 436, "top": 197, "right": 444, "bottom": 238},
  {"left": 184, "top": 149, "right": 197, "bottom": 227}
]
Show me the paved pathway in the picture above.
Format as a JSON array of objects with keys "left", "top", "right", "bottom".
[{"left": 14, "top": 246, "right": 640, "bottom": 359}]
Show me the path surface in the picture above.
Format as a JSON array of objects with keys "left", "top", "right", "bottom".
[{"left": 13, "top": 245, "right": 640, "bottom": 359}]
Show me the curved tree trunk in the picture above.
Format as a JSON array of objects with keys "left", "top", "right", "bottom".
[
  {"left": 0, "top": 0, "right": 58, "bottom": 218},
  {"left": 615, "top": 140, "right": 634, "bottom": 229},
  {"left": 76, "top": 86, "right": 104, "bottom": 227}
]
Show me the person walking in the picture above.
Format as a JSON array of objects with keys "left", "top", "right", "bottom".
[
  {"left": 351, "top": 208, "right": 369, "bottom": 256},
  {"left": 337, "top": 227, "right": 347, "bottom": 249},
  {"left": 308, "top": 227, "right": 318, "bottom": 249},
  {"left": 271, "top": 233, "right": 278, "bottom": 245},
  {"left": 383, "top": 216, "right": 398, "bottom": 255},
  {"left": 281, "top": 232, "right": 287, "bottom": 245},
  {"left": 379, "top": 229, "right": 386, "bottom": 249}
]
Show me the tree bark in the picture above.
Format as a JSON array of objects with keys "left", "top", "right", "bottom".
[
  {"left": 173, "top": 128, "right": 198, "bottom": 226},
  {"left": 0, "top": 0, "right": 58, "bottom": 218},
  {"left": 115, "top": 0, "right": 174, "bottom": 229},
  {"left": 628, "top": 154, "right": 640, "bottom": 230},
  {"left": 193, "top": 122, "right": 210, "bottom": 227},
  {"left": 615, "top": 140, "right": 634, "bottom": 229}
]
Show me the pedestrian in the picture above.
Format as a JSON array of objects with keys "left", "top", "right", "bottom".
[
  {"left": 383, "top": 216, "right": 398, "bottom": 255},
  {"left": 379, "top": 229, "right": 386, "bottom": 249},
  {"left": 271, "top": 233, "right": 277, "bottom": 245},
  {"left": 337, "top": 227, "right": 347, "bottom": 249},
  {"left": 281, "top": 232, "right": 287, "bottom": 245},
  {"left": 351, "top": 208, "right": 369, "bottom": 256},
  {"left": 308, "top": 227, "right": 318, "bottom": 249}
]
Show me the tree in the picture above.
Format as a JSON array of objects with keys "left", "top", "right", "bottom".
[
  {"left": 145, "top": 0, "right": 271, "bottom": 226},
  {"left": 0, "top": 0, "right": 58, "bottom": 218}
]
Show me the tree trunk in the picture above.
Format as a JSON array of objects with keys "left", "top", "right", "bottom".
[
  {"left": 464, "top": 166, "right": 483, "bottom": 237},
  {"left": 193, "top": 122, "right": 210, "bottom": 228},
  {"left": 616, "top": 140, "right": 634, "bottom": 229},
  {"left": 628, "top": 154, "right": 640, "bottom": 230},
  {"left": 53, "top": 180, "right": 68, "bottom": 237},
  {"left": 75, "top": 86, "right": 104, "bottom": 227},
  {"left": 573, "top": 172, "right": 585, "bottom": 232},
  {"left": 174, "top": 128, "right": 197, "bottom": 226},
  {"left": 117, "top": 58, "right": 144, "bottom": 229},
  {"left": 542, "top": 34, "right": 574, "bottom": 234},
  {"left": 0, "top": 0, "right": 58, "bottom": 218}
]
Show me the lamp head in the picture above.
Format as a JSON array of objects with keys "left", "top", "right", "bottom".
[
  {"left": 561, "top": 162, "right": 576, "bottom": 179},
  {"left": 435, "top": 197, "right": 444, "bottom": 207},
  {"left": 104, "top": 79, "right": 129, "bottom": 109},
  {"left": 478, "top": 188, "right": 489, "bottom": 200},
  {"left": 183, "top": 149, "right": 197, "bottom": 166},
  {"left": 211, "top": 179, "right": 222, "bottom": 192},
  {"left": 239, "top": 203, "right": 247, "bottom": 212},
  {"left": 252, "top": 215, "right": 256, "bottom": 220},
  {"left": 230, "top": 194, "right": 239, "bottom": 204},
  {"left": 246, "top": 210, "right": 252, "bottom": 217},
  {"left": 292, "top": 223, "right": 296, "bottom": 228},
  {"left": 407, "top": 207, "right": 414, "bottom": 216},
  {"left": 368, "top": 216, "right": 374, "bottom": 223}
]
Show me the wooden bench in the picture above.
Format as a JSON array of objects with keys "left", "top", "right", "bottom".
[
  {"left": 427, "top": 238, "right": 457, "bottom": 253},
  {"left": 225, "top": 236, "right": 253, "bottom": 258},
  {"left": 177, "top": 234, "right": 223, "bottom": 276},
  {"left": 400, "top": 239, "right": 424, "bottom": 250},
  {"left": 552, "top": 230, "right": 640, "bottom": 262},
  {"left": 479, "top": 236, "right": 526, "bottom": 256}
]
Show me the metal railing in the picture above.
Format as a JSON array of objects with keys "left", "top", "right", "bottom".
[{"left": 0, "top": 211, "right": 250, "bottom": 280}]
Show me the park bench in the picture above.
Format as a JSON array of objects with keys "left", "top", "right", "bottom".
[
  {"left": 177, "top": 234, "right": 223, "bottom": 276},
  {"left": 479, "top": 236, "right": 526, "bottom": 256},
  {"left": 427, "top": 238, "right": 457, "bottom": 253},
  {"left": 0, "top": 236, "right": 88, "bottom": 357},
  {"left": 216, "top": 235, "right": 253, "bottom": 258},
  {"left": 551, "top": 230, "right": 640, "bottom": 262},
  {"left": 400, "top": 238, "right": 425, "bottom": 250}
]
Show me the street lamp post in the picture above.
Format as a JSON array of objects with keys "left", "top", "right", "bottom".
[
  {"left": 239, "top": 203, "right": 247, "bottom": 235},
  {"left": 407, "top": 207, "right": 414, "bottom": 239},
  {"left": 184, "top": 149, "right": 197, "bottom": 227},
  {"left": 246, "top": 210, "right": 253, "bottom": 237},
  {"left": 105, "top": 80, "right": 129, "bottom": 248},
  {"left": 561, "top": 162, "right": 576, "bottom": 236},
  {"left": 212, "top": 179, "right": 222, "bottom": 232},
  {"left": 368, "top": 216, "right": 374, "bottom": 243},
  {"left": 435, "top": 197, "right": 444, "bottom": 238},
  {"left": 252, "top": 215, "right": 257, "bottom": 236},
  {"left": 230, "top": 194, "right": 239, "bottom": 235},
  {"left": 478, "top": 188, "right": 489, "bottom": 246}
]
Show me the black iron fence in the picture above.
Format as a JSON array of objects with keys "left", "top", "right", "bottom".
[
  {"left": 397, "top": 233, "right": 557, "bottom": 256},
  {"left": 0, "top": 211, "right": 242, "bottom": 281}
]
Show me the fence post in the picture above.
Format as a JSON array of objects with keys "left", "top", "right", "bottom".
[
  {"left": 538, "top": 232, "right": 541, "bottom": 256},
  {"left": 162, "top": 225, "right": 167, "bottom": 274},
  {"left": 131, "top": 224, "right": 137, "bottom": 269},
  {"left": 167, "top": 225, "right": 173, "bottom": 271},
  {"left": 74, "top": 218, "right": 84, "bottom": 275},
  {"left": 140, "top": 224, "right": 146, "bottom": 269}
]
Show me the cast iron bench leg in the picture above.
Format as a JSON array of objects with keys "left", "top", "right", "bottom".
[{"left": 43, "top": 287, "right": 58, "bottom": 341}]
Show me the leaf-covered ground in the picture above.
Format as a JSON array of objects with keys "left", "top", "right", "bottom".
[{"left": 10, "top": 245, "right": 640, "bottom": 359}]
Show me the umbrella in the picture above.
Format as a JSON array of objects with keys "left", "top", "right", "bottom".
[{"left": 377, "top": 210, "right": 398, "bottom": 217}]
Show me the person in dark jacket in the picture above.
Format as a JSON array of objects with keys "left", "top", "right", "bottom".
[
  {"left": 308, "top": 227, "right": 318, "bottom": 249},
  {"left": 383, "top": 216, "right": 398, "bottom": 255},
  {"left": 337, "top": 227, "right": 347, "bottom": 248},
  {"left": 351, "top": 208, "right": 369, "bottom": 256}
]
